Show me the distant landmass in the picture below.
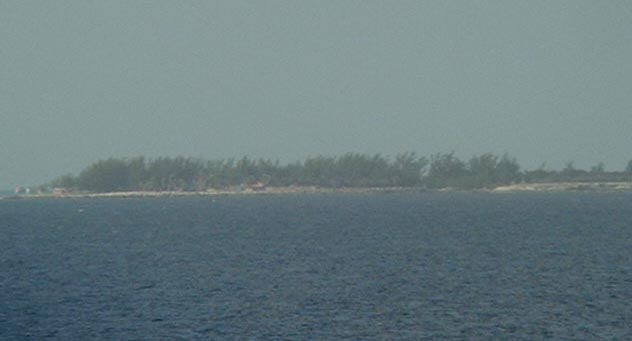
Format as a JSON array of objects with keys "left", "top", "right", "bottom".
[
  {"left": 10, "top": 153, "right": 632, "bottom": 197},
  {"left": 0, "top": 189, "right": 14, "bottom": 197}
]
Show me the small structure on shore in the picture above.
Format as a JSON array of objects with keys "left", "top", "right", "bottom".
[
  {"left": 247, "top": 182, "right": 267, "bottom": 192},
  {"left": 52, "top": 188, "right": 68, "bottom": 197},
  {"left": 14, "top": 186, "right": 32, "bottom": 195}
]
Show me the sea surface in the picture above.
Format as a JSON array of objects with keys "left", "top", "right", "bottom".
[{"left": 1, "top": 192, "right": 631, "bottom": 340}]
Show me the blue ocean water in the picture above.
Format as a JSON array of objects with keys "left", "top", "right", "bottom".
[{"left": 1, "top": 192, "right": 631, "bottom": 340}]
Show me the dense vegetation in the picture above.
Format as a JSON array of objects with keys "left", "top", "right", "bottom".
[{"left": 48, "top": 153, "right": 632, "bottom": 193}]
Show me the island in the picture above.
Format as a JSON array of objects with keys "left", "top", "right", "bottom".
[{"left": 9, "top": 153, "right": 632, "bottom": 199}]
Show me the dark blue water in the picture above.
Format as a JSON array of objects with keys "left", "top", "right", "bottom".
[{"left": 1, "top": 192, "right": 631, "bottom": 339}]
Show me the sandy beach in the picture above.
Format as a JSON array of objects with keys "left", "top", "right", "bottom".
[
  {"left": 492, "top": 182, "right": 632, "bottom": 192},
  {"left": 3, "top": 186, "right": 419, "bottom": 200},
  {"left": 4, "top": 182, "right": 632, "bottom": 200}
]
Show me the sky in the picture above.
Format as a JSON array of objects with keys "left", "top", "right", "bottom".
[{"left": 1, "top": 1, "right": 631, "bottom": 189}]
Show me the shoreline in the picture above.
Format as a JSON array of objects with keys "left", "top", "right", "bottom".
[
  {"left": 491, "top": 182, "right": 632, "bottom": 192},
  {"left": 3, "top": 182, "right": 632, "bottom": 200},
  {"left": 2, "top": 186, "right": 418, "bottom": 200}
]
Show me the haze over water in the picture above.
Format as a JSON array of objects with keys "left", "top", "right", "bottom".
[
  {"left": 2, "top": 2, "right": 632, "bottom": 339},
  {"left": 2, "top": 192, "right": 631, "bottom": 339},
  {"left": 2, "top": 1, "right": 632, "bottom": 189}
]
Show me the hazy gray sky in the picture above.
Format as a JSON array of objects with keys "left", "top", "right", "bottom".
[{"left": 1, "top": 1, "right": 631, "bottom": 188}]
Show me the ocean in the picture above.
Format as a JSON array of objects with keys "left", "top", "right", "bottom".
[{"left": 1, "top": 192, "right": 631, "bottom": 339}]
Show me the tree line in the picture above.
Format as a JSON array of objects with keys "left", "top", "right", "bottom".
[{"left": 47, "top": 153, "right": 632, "bottom": 193}]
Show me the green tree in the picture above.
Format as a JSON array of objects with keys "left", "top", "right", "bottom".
[
  {"left": 524, "top": 162, "right": 554, "bottom": 183},
  {"left": 127, "top": 156, "right": 147, "bottom": 189},
  {"left": 467, "top": 153, "right": 499, "bottom": 188},
  {"left": 78, "top": 158, "right": 131, "bottom": 192},
  {"left": 390, "top": 152, "right": 427, "bottom": 187},
  {"left": 590, "top": 162, "right": 605, "bottom": 173},
  {"left": 52, "top": 173, "right": 77, "bottom": 189},
  {"left": 495, "top": 153, "right": 521, "bottom": 184},
  {"left": 424, "top": 152, "right": 467, "bottom": 188}
]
